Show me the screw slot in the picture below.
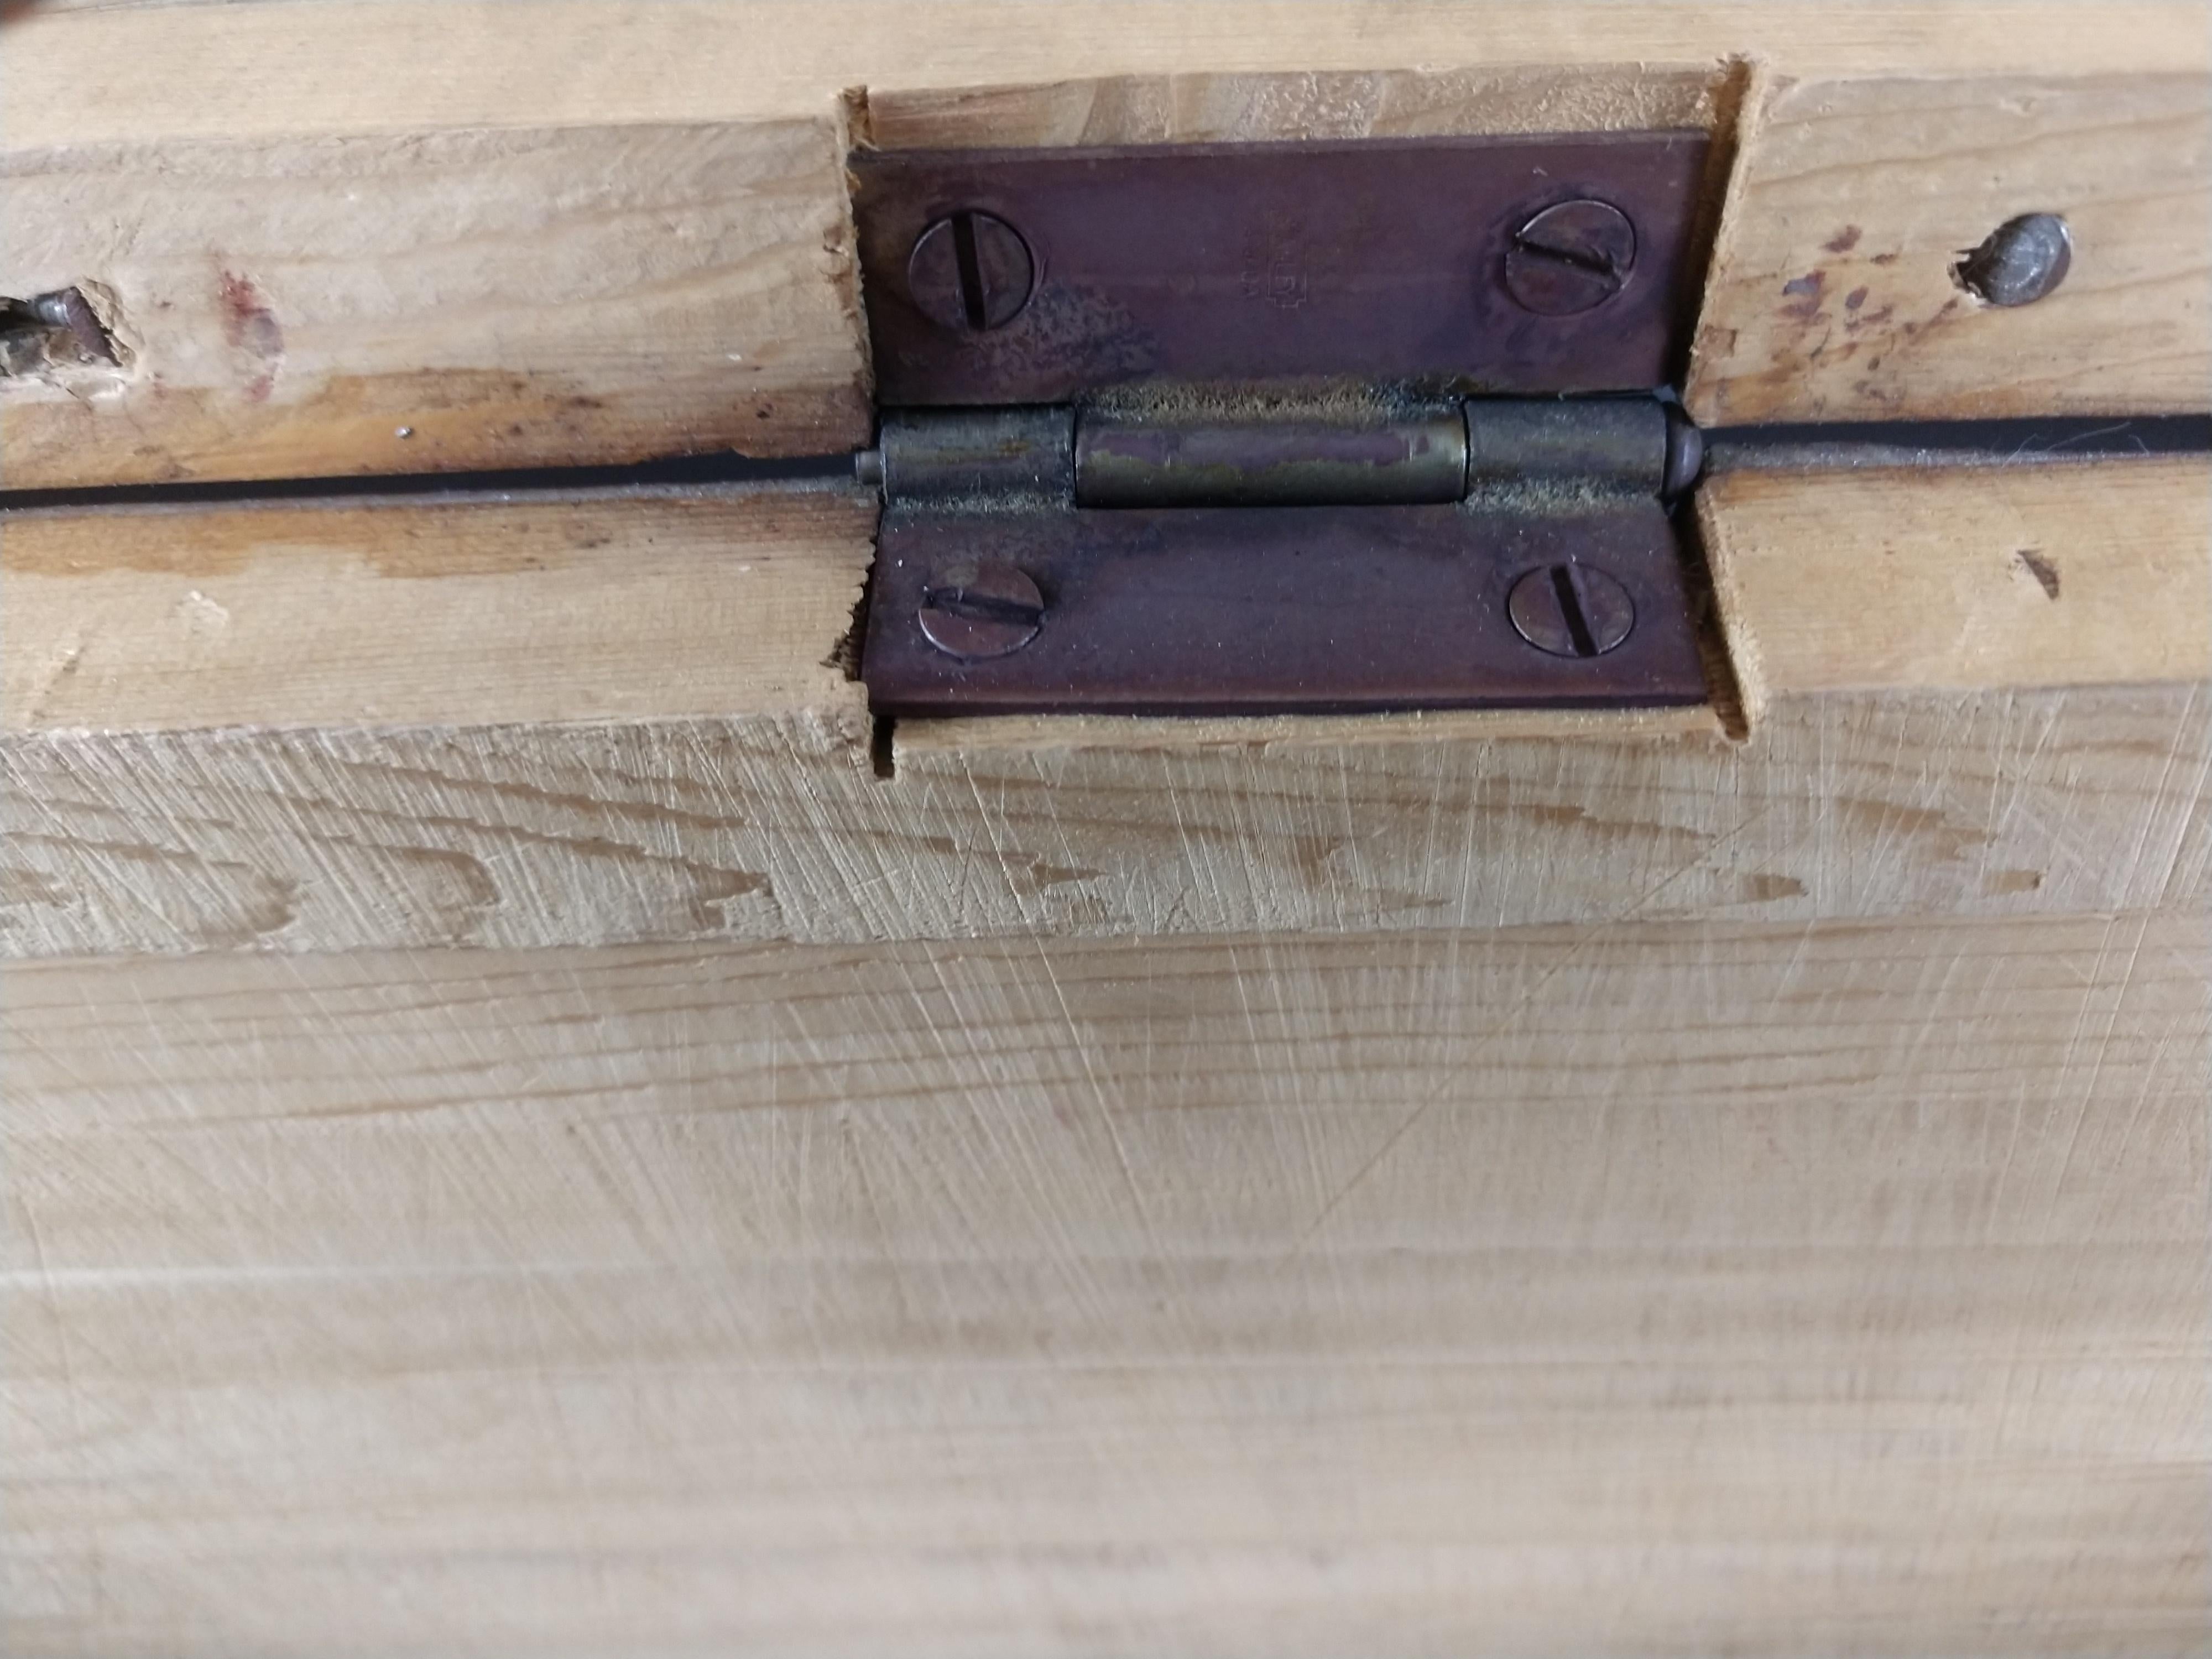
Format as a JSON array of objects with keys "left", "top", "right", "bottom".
[
  {"left": 908, "top": 212, "right": 1036, "bottom": 334},
  {"left": 1509, "top": 563, "right": 1635, "bottom": 658},
  {"left": 1549, "top": 566, "right": 1599, "bottom": 656}
]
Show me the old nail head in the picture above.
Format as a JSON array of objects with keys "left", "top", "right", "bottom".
[
  {"left": 1509, "top": 563, "right": 1635, "bottom": 657},
  {"left": 1954, "top": 213, "right": 2072, "bottom": 307},
  {"left": 908, "top": 211, "right": 1036, "bottom": 333},
  {"left": 1505, "top": 199, "right": 1637, "bottom": 316},
  {"left": 917, "top": 559, "right": 1045, "bottom": 659}
]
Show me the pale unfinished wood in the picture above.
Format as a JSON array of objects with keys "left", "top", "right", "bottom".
[
  {"left": 12, "top": 461, "right": 2200, "bottom": 734},
  {"left": 7, "top": 3, "right": 2204, "bottom": 149},
  {"left": 5, "top": 911, "right": 2206, "bottom": 1656},
  {"left": 3, "top": 461, "right": 2204, "bottom": 953},
  {"left": 0, "top": 121, "right": 869, "bottom": 486},
  {"left": 1686, "top": 72, "right": 2212, "bottom": 424},
  {"left": 1701, "top": 461, "right": 2212, "bottom": 721},
  {"left": 7, "top": 685, "right": 2203, "bottom": 952},
  {"left": 2, "top": 486, "right": 874, "bottom": 732},
  {"left": 2, "top": 8, "right": 2206, "bottom": 492},
  {"left": 859, "top": 63, "right": 1728, "bottom": 149}
]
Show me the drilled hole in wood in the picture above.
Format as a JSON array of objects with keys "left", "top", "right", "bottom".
[{"left": 0, "top": 286, "right": 119, "bottom": 375}]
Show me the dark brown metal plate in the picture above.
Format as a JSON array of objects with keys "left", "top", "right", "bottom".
[
  {"left": 851, "top": 132, "right": 1709, "bottom": 406},
  {"left": 863, "top": 503, "right": 1707, "bottom": 717}
]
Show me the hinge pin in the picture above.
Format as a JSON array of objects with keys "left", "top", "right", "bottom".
[{"left": 866, "top": 399, "right": 1702, "bottom": 511}]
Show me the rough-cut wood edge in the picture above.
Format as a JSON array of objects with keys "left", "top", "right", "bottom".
[
  {"left": 857, "top": 62, "right": 1726, "bottom": 149},
  {"left": 896, "top": 704, "right": 1726, "bottom": 755}
]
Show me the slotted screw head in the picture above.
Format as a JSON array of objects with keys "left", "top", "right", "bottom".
[
  {"left": 1954, "top": 213, "right": 2072, "bottom": 307},
  {"left": 908, "top": 211, "right": 1036, "bottom": 333},
  {"left": 917, "top": 560, "right": 1045, "bottom": 659},
  {"left": 1509, "top": 563, "right": 1635, "bottom": 658},
  {"left": 1504, "top": 199, "right": 1637, "bottom": 316}
]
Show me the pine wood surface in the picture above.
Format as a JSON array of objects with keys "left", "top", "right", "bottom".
[
  {"left": 3, "top": 460, "right": 2203, "bottom": 954},
  {"left": 5, "top": 909, "right": 2205, "bottom": 1656},
  {"left": 1, "top": 5, "right": 2205, "bottom": 486},
  {"left": 0, "top": 119, "right": 869, "bottom": 486},
  {"left": 9, "top": 3, "right": 2205, "bottom": 147},
  {"left": 1684, "top": 72, "right": 2212, "bottom": 424},
  {"left": 2, "top": 14, "right": 2206, "bottom": 1650}
]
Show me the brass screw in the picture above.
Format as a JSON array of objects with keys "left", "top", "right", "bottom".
[
  {"left": 907, "top": 212, "right": 1036, "bottom": 333},
  {"left": 917, "top": 560, "right": 1045, "bottom": 659},
  {"left": 1508, "top": 564, "right": 1635, "bottom": 657},
  {"left": 1505, "top": 200, "right": 1637, "bottom": 315}
]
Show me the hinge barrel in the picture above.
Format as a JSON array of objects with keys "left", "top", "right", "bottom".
[
  {"left": 1466, "top": 399, "right": 1672, "bottom": 495},
  {"left": 870, "top": 398, "right": 1703, "bottom": 510},
  {"left": 875, "top": 406, "right": 1076, "bottom": 502},
  {"left": 1074, "top": 413, "right": 1467, "bottom": 509}
]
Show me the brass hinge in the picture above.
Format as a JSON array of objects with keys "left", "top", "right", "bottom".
[{"left": 847, "top": 131, "right": 1715, "bottom": 719}]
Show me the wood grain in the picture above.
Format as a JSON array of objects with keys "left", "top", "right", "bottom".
[
  {"left": 1700, "top": 460, "right": 2212, "bottom": 719},
  {"left": 7, "top": 3, "right": 2204, "bottom": 148},
  {"left": 0, "top": 121, "right": 870, "bottom": 486},
  {"left": 859, "top": 63, "right": 1727, "bottom": 149},
  {"left": 1686, "top": 72, "right": 2212, "bottom": 424},
  {"left": 2, "top": 486, "right": 875, "bottom": 732},
  {"left": 4, "top": 461, "right": 2203, "bottom": 953},
  {"left": 2, "top": 6, "right": 2205, "bottom": 488},
  {"left": 6, "top": 911, "right": 2205, "bottom": 1656},
  {"left": 4, "top": 14, "right": 2205, "bottom": 1654},
  {"left": 7, "top": 684, "right": 2203, "bottom": 953}
]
